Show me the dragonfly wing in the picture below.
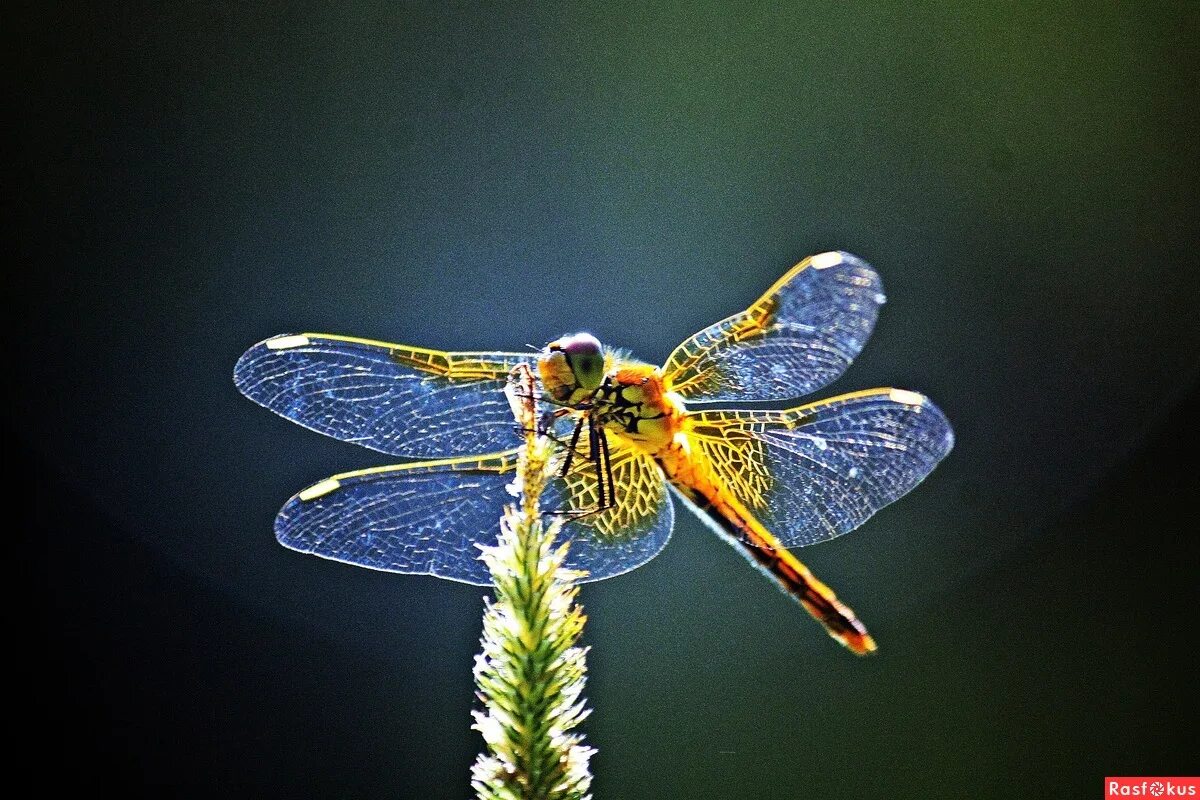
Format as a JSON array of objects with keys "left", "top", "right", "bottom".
[
  {"left": 552, "top": 433, "right": 675, "bottom": 581},
  {"left": 275, "top": 446, "right": 673, "bottom": 585},
  {"left": 275, "top": 453, "right": 520, "bottom": 585},
  {"left": 662, "top": 252, "right": 885, "bottom": 403},
  {"left": 685, "top": 388, "right": 953, "bottom": 547},
  {"left": 235, "top": 333, "right": 532, "bottom": 458}
]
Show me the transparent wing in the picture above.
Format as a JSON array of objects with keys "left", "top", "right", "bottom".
[
  {"left": 662, "top": 252, "right": 885, "bottom": 403},
  {"left": 234, "top": 333, "right": 532, "bottom": 458},
  {"left": 685, "top": 388, "right": 953, "bottom": 547},
  {"left": 556, "top": 431, "right": 675, "bottom": 577},
  {"left": 274, "top": 447, "right": 673, "bottom": 585}
]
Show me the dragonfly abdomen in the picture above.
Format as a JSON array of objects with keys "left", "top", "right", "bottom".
[{"left": 658, "top": 445, "right": 877, "bottom": 655}]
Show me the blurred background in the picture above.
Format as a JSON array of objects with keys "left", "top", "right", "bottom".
[{"left": 12, "top": 3, "right": 1198, "bottom": 798}]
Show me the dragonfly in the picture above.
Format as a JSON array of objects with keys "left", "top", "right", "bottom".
[{"left": 234, "top": 251, "right": 953, "bottom": 654}]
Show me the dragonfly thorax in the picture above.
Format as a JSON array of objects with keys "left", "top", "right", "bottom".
[
  {"left": 538, "top": 334, "right": 685, "bottom": 452},
  {"left": 591, "top": 365, "right": 685, "bottom": 451}
]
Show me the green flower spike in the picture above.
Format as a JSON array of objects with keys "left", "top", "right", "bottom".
[{"left": 470, "top": 364, "right": 595, "bottom": 800}]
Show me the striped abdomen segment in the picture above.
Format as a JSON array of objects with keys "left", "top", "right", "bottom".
[{"left": 661, "top": 453, "right": 877, "bottom": 655}]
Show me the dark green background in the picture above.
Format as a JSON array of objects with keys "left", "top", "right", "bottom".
[{"left": 13, "top": 3, "right": 1198, "bottom": 798}]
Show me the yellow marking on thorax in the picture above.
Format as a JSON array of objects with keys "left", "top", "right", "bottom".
[{"left": 598, "top": 367, "right": 686, "bottom": 453}]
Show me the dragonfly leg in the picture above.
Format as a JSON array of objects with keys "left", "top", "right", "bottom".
[
  {"left": 546, "top": 417, "right": 618, "bottom": 521},
  {"left": 596, "top": 418, "right": 615, "bottom": 514},
  {"left": 537, "top": 408, "right": 560, "bottom": 437},
  {"left": 508, "top": 397, "right": 577, "bottom": 443},
  {"left": 590, "top": 416, "right": 606, "bottom": 510},
  {"left": 558, "top": 414, "right": 587, "bottom": 479},
  {"left": 548, "top": 421, "right": 617, "bottom": 521}
]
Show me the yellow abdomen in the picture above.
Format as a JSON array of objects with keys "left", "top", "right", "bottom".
[{"left": 654, "top": 421, "right": 877, "bottom": 655}]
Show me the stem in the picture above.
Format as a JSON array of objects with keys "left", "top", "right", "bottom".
[{"left": 471, "top": 366, "right": 595, "bottom": 800}]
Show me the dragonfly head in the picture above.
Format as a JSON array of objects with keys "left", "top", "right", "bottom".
[{"left": 540, "top": 332, "right": 605, "bottom": 401}]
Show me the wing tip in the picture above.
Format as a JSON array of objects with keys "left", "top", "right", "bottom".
[
  {"left": 272, "top": 502, "right": 306, "bottom": 551},
  {"left": 887, "top": 388, "right": 927, "bottom": 406},
  {"left": 233, "top": 333, "right": 305, "bottom": 394},
  {"left": 297, "top": 477, "right": 341, "bottom": 501},
  {"left": 810, "top": 251, "right": 846, "bottom": 270},
  {"left": 264, "top": 334, "right": 312, "bottom": 350},
  {"left": 884, "top": 388, "right": 956, "bottom": 456},
  {"left": 803, "top": 251, "right": 886, "bottom": 305}
]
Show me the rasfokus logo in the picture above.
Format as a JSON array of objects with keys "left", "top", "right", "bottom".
[{"left": 1106, "top": 777, "right": 1199, "bottom": 797}]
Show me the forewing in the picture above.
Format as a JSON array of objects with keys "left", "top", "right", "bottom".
[
  {"left": 275, "top": 446, "right": 673, "bottom": 585},
  {"left": 662, "top": 252, "right": 885, "bottom": 402},
  {"left": 235, "top": 333, "right": 532, "bottom": 458},
  {"left": 686, "top": 389, "right": 953, "bottom": 547}
]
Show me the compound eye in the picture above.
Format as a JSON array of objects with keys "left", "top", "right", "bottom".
[{"left": 559, "top": 332, "right": 604, "bottom": 390}]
